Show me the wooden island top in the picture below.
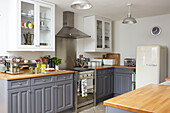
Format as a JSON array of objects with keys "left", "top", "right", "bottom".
[
  {"left": 104, "top": 84, "right": 170, "bottom": 113},
  {"left": 0, "top": 71, "right": 75, "bottom": 80}
]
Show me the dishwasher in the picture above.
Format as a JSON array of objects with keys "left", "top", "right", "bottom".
[{"left": 74, "top": 69, "right": 96, "bottom": 113}]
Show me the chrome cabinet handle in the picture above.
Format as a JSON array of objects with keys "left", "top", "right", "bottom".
[
  {"left": 18, "top": 82, "right": 22, "bottom": 85},
  {"left": 28, "top": 90, "right": 31, "bottom": 93},
  {"left": 42, "top": 79, "right": 46, "bottom": 82},
  {"left": 53, "top": 86, "right": 58, "bottom": 88}
]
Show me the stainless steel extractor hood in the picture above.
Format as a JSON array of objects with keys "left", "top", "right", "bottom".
[{"left": 56, "top": 11, "right": 90, "bottom": 39}]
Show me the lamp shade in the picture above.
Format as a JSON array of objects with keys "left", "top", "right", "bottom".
[
  {"left": 122, "top": 15, "right": 137, "bottom": 24},
  {"left": 71, "top": 0, "right": 92, "bottom": 10},
  {"left": 122, "top": 3, "right": 137, "bottom": 24}
]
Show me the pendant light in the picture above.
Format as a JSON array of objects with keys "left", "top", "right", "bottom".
[
  {"left": 122, "top": 3, "right": 137, "bottom": 24},
  {"left": 71, "top": 0, "right": 93, "bottom": 10}
]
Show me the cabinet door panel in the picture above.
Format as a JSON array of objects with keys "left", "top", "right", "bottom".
[
  {"left": 122, "top": 75, "right": 132, "bottom": 94},
  {"left": 111, "top": 74, "right": 114, "bottom": 93},
  {"left": 44, "top": 86, "right": 54, "bottom": 113},
  {"left": 114, "top": 75, "right": 123, "bottom": 94},
  {"left": 55, "top": 81, "right": 73, "bottom": 113},
  {"left": 31, "top": 83, "right": 54, "bottom": 113},
  {"left": 65, "top": 81, "right": 73, "bottom": 108},
  {"left": 104, "top": 74, "right": 111, "bottom": 96},
  {"left": 96, "top": 76, "right": 104, "bottom": 98},
  {"left": 8, "top": 87, "right": 31, "bottom": 113},
  {"left": 55, "top": 83, "right": 65, "bottom": 112},
  {"left": 32, "top": 87, "right": 43, "bottom": 113}
]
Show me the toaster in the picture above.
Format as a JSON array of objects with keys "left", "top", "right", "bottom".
[{"left": 124, "top": 58, "right": 136, "bottom": 67}]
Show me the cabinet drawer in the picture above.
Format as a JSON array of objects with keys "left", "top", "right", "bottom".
[
  {"left": 31, "top": 76, "right": 54, "bottom": 86},
  {"left": 115, "top": 68, "right": 133, "bottom": 74},
  {"left": 8, "top": 79, "right": 30, "bottom": 89},
  {"left": 97, "top": 69, "right": 114, "bottom": 76},
  {"left": 55, "top": 74, "right": 73, "bottom": 82}
]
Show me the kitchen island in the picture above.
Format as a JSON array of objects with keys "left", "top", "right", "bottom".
[{"left": 104, "top": 84, "right": 170, "bottom": 113}]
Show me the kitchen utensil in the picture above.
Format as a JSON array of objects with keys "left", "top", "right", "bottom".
[{"left": 23, "top": 32, "right": 34, "bottom": 45}]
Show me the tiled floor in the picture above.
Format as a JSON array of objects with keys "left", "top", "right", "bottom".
[{"left": 79, "top": 103, "right": 106, "bottom": 113}]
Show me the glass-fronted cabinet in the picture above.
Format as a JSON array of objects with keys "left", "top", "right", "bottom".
[
  {"left": 97, "top": 20, "right": 103, "bottom": 48},
  {"left": 95, "top": 18, "right": 112, "bottom": 52},
  {"left": 20, "top": 1, "right": 35, "bottom": 47},
  {"left": 104, "top": 21, "right": 111, "bottom": 49},
  {"left": 7, "top": 0, "right": 55, "bottom": 51},
  {"left": 84, "top": 15, "right": 112, "bottom": 52},
  {"left": 38, "top": 4, "right": 53, "bottom": 49}
]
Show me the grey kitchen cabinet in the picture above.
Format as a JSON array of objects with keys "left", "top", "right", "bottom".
[
  {"left": 114, "top": 68, "right": 133, "bottom": 94},
  {"left": 0, "top": 73, "right": 74, "bottom": 113},
  {"left": 55, "top": 80, "right": 73, "bottom": 113},
  {"left": 96, "top": 75, "right": 105, "bottom": 98},
  {"left": 96, "top": 69, "right": 114, "bottom": 99},
  {"left": 8, "top": 87, "right": 31, "bottom": 113},
  {"left": 31, "top": 83, "right": 55, "bottom": 113},
  {"left": 104, "top": 74, "right": 111, "bottom": 96}
]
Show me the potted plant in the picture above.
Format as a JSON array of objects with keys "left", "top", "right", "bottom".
[{"left": 52, "top": 57, "right": 62, "bottom": 70}]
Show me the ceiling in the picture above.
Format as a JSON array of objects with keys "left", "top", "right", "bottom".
[{"left": 46, "top": 0, "right": 170, "bottom": 20}]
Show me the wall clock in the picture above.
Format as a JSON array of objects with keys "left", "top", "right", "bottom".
[{"left": 151, "top": 26, "right": 161, "bottom": 36}]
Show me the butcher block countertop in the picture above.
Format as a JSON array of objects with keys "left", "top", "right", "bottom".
[
  {"left": 104, "top": 84, "right": 170, "bottom": 113},
  {"left": 0, "top": 71, "right": 75, "bottom": 80},
  {"left": 88, "top": 65, "right": 136, "bottom": 70},
  {"left": 165, "top": 77, "right": 170, "bottom": 81}
]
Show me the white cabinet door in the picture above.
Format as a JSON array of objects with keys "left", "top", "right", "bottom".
[
  {"left": 19, "top": 0, "right": 37, "bottom": 49},
  {"left": 103, "top": 20, "right": 112, "bottom": 52},
  {"left": 96, "top": 19, "right": 103, "bottom": 50},
  {"left": 36, "top": 2, "right": 55, "bottom": 51}
]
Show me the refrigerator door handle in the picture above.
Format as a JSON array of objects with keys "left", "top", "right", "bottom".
[{"left": 146, "top": 64, "right": 157, "bottom": 66}]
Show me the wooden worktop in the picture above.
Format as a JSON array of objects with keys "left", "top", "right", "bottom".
[
  {"left": 88, "top": 65, "right": 136, "bottom": 70},
  {"left": 0, "top": 71, "right": 75, "bottom": 80},
  {"left": 165, "top": 77, "right": 170, "bottom": 81},
  {"left": 104, "top": 84, "right": 170, "bottom": 113}
]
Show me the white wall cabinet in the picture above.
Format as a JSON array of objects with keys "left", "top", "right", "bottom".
[
  {"left": 8, "top": 0, "right": 55, "bottom": 51},
  {"left": 84, "top": 15, "right": 112, "bottom": 52}
]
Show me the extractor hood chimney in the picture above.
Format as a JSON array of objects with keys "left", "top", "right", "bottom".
[{"left": 56, "top": 11, "right": 90, "bottom": 39}]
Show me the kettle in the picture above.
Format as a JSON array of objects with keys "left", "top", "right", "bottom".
[{"left": 23, "top": 32, "right": 34, "bottom": 45}]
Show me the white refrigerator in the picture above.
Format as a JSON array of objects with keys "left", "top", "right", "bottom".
[{"left": 136, "top": 45, "right": 167, "bottom": 89}]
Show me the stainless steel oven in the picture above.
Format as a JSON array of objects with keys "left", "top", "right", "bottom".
[{"left": 74, "top": 70, "right": 96, "bottom": 113}]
